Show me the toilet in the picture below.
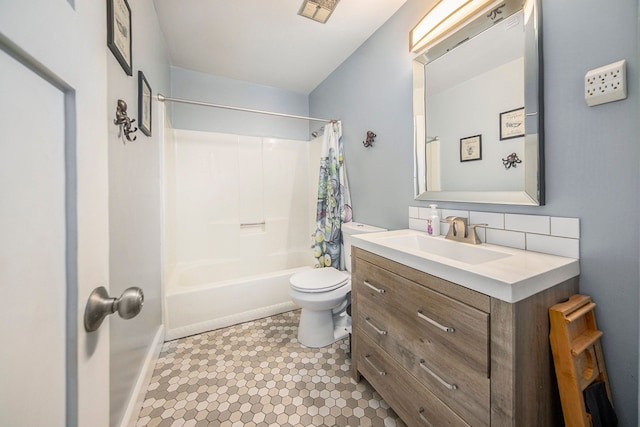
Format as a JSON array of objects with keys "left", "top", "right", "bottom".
[{"left": 289, "top": 222, "right": 386, "bottom": 348}]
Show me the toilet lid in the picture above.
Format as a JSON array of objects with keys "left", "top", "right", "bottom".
[{"left": 290, "top": 267, "right": 349, "bottom": 293}]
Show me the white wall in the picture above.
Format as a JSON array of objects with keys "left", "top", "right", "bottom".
[
  {"left": 161, "top": 112, "right": 177, "bottom": 286},
  {"left": 106, "top": 0, "right": 171, "bottom": 425},
  {"left": 168, "top": 129, "right": 313, "bottom": 279}
]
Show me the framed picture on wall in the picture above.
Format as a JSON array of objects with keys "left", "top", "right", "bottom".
[
  {"left": 138, "top": 71, "right": 152, "bottom": 136},
  {"left": 460, "top": 135, "right": 482, "bottom": 162},
  {"left": 500, "top": 107, "right": 525, "bottom": 140},
  {"left": 107, "top": 0, "right": 133, "bottom": 76}
]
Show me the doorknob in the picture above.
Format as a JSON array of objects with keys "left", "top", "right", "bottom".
[{"left": 84, "top": 286, "right": 144, "bottom": 332}]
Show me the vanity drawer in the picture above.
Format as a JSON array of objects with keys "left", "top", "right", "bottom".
[
  {"left": 357, "top": 298, "right": 490, "bottom": 427},
  {"left": 353, "top": 259, "right": 406, "bottom": 308},
  {"left": 356, "top": 333, "right": 470, "bottom": 427},
  {"left": 354, "top": 258, "right": 490, "bottom": 376},
  {"left": 397, "top": 276, "right": 490, "bottom": 376}
]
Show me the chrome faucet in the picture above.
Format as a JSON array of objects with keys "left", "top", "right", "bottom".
[{"left": 444, "top": 216, "right": 487, "bottom": 245}]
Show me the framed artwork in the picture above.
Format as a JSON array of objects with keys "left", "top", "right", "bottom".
[
  {"left": 138, "top": 71, "right": 152, "bottom": 136},
  {"left": 460, "top": 135, "right": 482, "bottom": 162},
  {"left": 107, "top": 0, "right": 133, "bottom": 76},
  {"left": 500, "top": 107, "right": 525, "bottom": 140}
]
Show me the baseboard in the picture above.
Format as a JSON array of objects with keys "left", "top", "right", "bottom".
[
  {"left": 165, "top": 301, "right": 297, "bottom": 341},
  {"left": 119, "top": 325, "right": 165, "bottom": 427}
]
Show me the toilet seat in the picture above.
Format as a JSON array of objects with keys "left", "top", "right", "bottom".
[{"left": 290, "top": 267, "right": 349, "bottom": 293}]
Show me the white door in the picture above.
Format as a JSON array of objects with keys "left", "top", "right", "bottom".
[
  {"left": 0, "top": 2, "right": 110, "bottom": 426},
  {"left": 0, "top": 47, "right": 68, "bottom": 426}
]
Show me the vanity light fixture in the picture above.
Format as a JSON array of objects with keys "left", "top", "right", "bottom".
[
  {"left": 410, "top": 0, "right": 503, "bottom": 53},
  {"left": 298, "top": 0, "right": 340, "bottom": 24}
]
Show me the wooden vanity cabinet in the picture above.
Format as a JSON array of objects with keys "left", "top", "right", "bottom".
[{"left": 351, "top": 247, "right": 579, "bottom": 427}]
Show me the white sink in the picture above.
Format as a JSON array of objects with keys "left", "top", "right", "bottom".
[
  {"left": 375, "top": 233, "right": 510, "bottom": 265},
  {"left": 351, "top": 229, "right": 579, "bottom": 303}
]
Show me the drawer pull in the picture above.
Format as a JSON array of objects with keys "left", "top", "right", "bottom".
[
  {"left": 363, "top": 280, "right": 385, "bottom": 294},
  {"left": 417, "top": 310, "right": 455, "bottom": 333},
  {"left": 419, "top": 359, "right": 458, "bottom": 390},
  {"left": 418, "top": 408, "right": 434, "bottom": 427},
  {"left": 364, "top": 355, "right": 387, "bottom": 376},
  {"left": 365, "top": 317, "right": 387, "bottom": 335}
]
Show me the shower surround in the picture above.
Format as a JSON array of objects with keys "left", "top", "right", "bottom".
[{"left": 163, "top": 128, "right": 321, "bottom": 340}]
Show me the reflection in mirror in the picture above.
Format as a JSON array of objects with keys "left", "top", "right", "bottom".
[{"left": 413, "top": 0, "right": 544, "bottom": 205}]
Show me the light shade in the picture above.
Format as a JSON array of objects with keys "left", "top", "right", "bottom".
[
  {"left": 410, "top": 0, "right": 500, "bottom": 53},
  {"left": 298, "top": 0, "right": 340, "bottom": 24}
]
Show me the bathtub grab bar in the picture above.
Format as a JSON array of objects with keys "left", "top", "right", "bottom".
[{"left": 240, "top": 222, "right": 266, "bottom": 227}]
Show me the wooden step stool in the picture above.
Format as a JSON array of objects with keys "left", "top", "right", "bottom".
[{"left": 549, "top": 294, "right": 614, "bottom": 427}]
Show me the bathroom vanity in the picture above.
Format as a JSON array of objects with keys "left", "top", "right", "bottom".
[{"left": 350, "top": 230, "right": 579, "bottom": 427}]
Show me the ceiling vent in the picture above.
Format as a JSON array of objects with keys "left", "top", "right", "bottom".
[{"left": 298, "top": 0, "right": 340, "bottom": 24}]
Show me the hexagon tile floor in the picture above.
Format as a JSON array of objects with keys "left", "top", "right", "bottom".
[{"left": 137, "top": 310, "right": 405, "bottom": 427}]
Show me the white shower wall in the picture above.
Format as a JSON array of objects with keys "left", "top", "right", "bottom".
[{"left": 167, "top": 129, "right": 317, "bottom": 282}]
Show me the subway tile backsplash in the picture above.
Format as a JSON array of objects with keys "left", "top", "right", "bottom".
[
  {"left": 469, "top": 211, "right": 505, "bottom": 229},
  {"left": 550, "top": 217, "right": 580, "bottom": 239},
  {"left": 408, "top": 206, "right": 420, "bottom": 219},
  {"left": 505, "top": 214, "right": 550, "bottom": 235},
  {"left": 526, "top": 233, "right": 580, "bottom": 259},
  {"left": 486, "top": 228, "right": 526, "bottom": 250},
  {"left": 408, "top": 207, "right": 580, "bottom": 258},
  {"left": 441, "top": 209, "right": 470, "bottom": 220},
  {"left": 409, "top": 217, "right": 427, "bottom": 231}
]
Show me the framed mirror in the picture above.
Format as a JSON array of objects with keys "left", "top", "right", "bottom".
[{"left": 413, "top": 0, "right": 544, "bottom": 205}]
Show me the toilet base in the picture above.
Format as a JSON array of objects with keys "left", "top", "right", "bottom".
[{"left": 297, "top": 309, "right": 349, "bottom": 348}]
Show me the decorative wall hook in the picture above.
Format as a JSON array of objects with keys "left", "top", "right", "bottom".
[
  {"left": 363, "top": 131, "right": 376, "bottom": 148},
  {"left": 114, "top": 99, "right": 137, "bottom": 142},
  {"left": 502, "top": 152, "right": 522, "bottom": 169},
  {"left": 487, "top": 4, "right": 505, "bottom": 20}
]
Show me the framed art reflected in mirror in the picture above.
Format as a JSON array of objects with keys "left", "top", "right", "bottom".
[
  {"left": 460, "top": 135, "right": 482, "bottom": 162},
  {"left": 500, "top": 107, "right": 525, "bottom": 141}
]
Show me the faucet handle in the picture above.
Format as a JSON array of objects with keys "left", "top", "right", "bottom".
[
  {"left": 470, "top": 223, "right": 488, "bottom": 229},
  {"left": 469, "top": 223, "right": 488, "bottom": 244}
]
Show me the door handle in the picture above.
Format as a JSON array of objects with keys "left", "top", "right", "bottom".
[{"left": 84, "top": 286, "right": 144, "bottom": 332}]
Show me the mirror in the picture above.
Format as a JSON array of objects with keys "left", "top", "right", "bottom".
[{"left": 413, "top": 0, "right": 544, "bottom": 205}]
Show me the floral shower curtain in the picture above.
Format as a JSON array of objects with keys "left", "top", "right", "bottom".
[{"left": 313, "top": 121, "right": 352, "bottom": 269}]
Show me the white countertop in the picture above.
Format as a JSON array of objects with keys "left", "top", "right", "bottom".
[{"left": 352, "top": 229, "right": 580, "bottom": 303}]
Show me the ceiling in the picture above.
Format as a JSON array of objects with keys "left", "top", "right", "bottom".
[{"left": 153, "top": 0, "right": 407, "bottom": 94}]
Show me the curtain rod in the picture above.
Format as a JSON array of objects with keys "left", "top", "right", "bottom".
[{"left": 157, "top": 93, "right": 336, "bottom": 123}]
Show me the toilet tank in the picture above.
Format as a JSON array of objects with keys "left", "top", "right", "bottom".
[{"left": 342, "top": 222, "right": 387, "bottom": 272}]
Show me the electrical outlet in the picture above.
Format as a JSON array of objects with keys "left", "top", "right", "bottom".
[{"left": 585, "top": 59, "right": 627, "bottom": 106}]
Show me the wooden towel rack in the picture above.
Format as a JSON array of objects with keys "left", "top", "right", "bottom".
[{"left": 549, "top": 294, "right": 614, "bottom": 426}]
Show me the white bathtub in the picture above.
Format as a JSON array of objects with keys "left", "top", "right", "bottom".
[{"left": 164, "top": 262, "right": 312, "bottom": 341}]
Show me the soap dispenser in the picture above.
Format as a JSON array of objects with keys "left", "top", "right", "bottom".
[{"left": 427, "top": 204, "right": 440, "bottom": 236}]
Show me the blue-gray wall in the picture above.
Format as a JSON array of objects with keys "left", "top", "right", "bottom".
[
  {"left": 107, "top": 0, "right": 171, "bottom": 425},
  {"left": 170, "top": 66, "right": 312, "bottom": 140},
  {"left": 310, "top": 0, "right": 639, "bottom": 425}
]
